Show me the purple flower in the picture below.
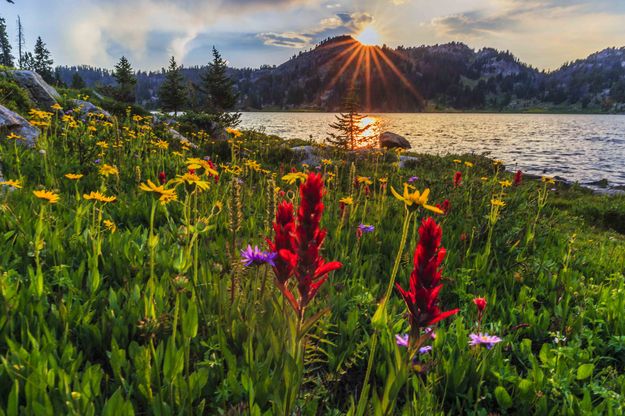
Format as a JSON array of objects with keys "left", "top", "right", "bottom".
[
  {"left": 408, "top": 176, "right": 419, "bottom": 183},
  {"left": 418, "top": 346, "right": 432, "bottom": 354},
  {"left": 424, "top": 327, "right": 436, "bottom": 339},
  {"left": 240, "top": 245, "right": 277, "bottom": 267},
  {"left": 94, "top": 159, "right": 101, "bottom": 164},
  {"left": 469, "top": 333, "right": 502, "bottom": 349},
  {"left": 396, "top": 334, "right": 409, "bottom": 348},
  {"left": 358, "top": 224, "right": 375, "bottom": 233}
]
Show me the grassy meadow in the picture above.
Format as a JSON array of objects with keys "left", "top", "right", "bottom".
[{"left": 0, "top": 105, "right": 624, "bottom": 415}]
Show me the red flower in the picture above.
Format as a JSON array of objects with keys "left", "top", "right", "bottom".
[
  {"left": 436, "top": 199, "right": 451, "bottom": 215},
  {"left": 473, "top": 297, "right": 487, "bottom": 312},
  {"left": 158, "top": 171, "right": 167, "bottom": 185},
  {"left": 453, "top": 171, "right": 462, "bottom": 187},
  {"left": 513, "top": 170, "right": 523, "bottom": 186},
  {"left": 395, "top": 217, "right": 459, "bottom": 338},
  {"left": 207, "top": 159, "right": 219, "bottom": 183},
  {"left": 267, "top": 201, "right": 298, "bottom": 312},
  {"left": 272, "top": 173, "right": 342, "bottom": 316}
]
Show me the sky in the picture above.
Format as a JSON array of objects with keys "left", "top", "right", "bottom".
[{"left": 1, "top": 0, "right": 624, "bottom": 71}]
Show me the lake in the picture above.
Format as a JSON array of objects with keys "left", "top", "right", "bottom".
[{"left": 238, "top": 112, "right": 625, "bottom": 190}]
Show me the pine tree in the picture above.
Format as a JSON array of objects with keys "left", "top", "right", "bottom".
[
  {"left": 158, "top": 56, "right": 187, "bottom": 115},
  {"left": 200, "top": 46, "right": 240, "bottom": 126},
  {"left": 0, "top": 17, "right": 14, "bottom": 67},
  {"left": 71, "top": 72, "right": 86, "bottom": 89},
  {"left": 33, "top": 36, "right": 54, "bottom": 83},
  {"left": 113, "top": 56, "right": 137, "bottom": 103},
  {"left": 16, "top": 16, "right": 24, "bottom": 68},
  {"left": 326, "top": 91, "right": 371, "bottom": 150}
]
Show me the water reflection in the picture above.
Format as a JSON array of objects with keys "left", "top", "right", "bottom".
[{"left": 239, "top": 112, "right": 625, "bottom": 188}]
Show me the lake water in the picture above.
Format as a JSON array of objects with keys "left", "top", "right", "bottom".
[{"left": 238, "top": 112, "right": 625, "bottom": 190}]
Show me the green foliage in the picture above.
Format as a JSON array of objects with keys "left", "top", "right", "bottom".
[
  {"left": 0, "top": 76, "right": 33, "bottom": 113},
  {"left": 0, "top": 17, "right": 14, "bottom": 67},
  {"left": 200, "top": 46, "right": 240, "bottom": 127},
  {"left": 158, "top": 56, "right": 187, "bottom": 114},
  {"left": 32, "top": 36, "right": 54, "bottom": 83},
  {"left": 0, "top": 115, "right": 623, "bottom": 414},
  {"left": 70, "top": 72, "right": 86, "bottom": 89},
  {"left": 113, "top": 56, "right": 137, "bottom": 104}
]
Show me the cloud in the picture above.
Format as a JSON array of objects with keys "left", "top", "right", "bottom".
[
  {"left": 256, "top": 32, "right": 314, "bottom": 48},
  {"left": 431, "top": 10, "right": 516, "bottom": 36},
  {"left": 336, "top": 12, "right": 374, "bottom": 30}
]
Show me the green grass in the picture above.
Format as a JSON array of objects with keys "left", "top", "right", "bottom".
[{"left": 0, "top": 106, "right": 623, "bottom": 415}]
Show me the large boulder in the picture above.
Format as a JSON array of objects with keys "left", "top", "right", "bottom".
[
  {"left": 9, "top": 70, "right": 61, "bottom": 110},
  {"left": 168, "top": 127, "right": 198, "bottom": 149},
  {"left": 379, "top": 131, "right": 411, "bottom": 150},
  {"left": 0, "top": 104, "right": 40, "bottom": 147},
  {"left": 70, "top": 99, "right": 112, "bottom": 120}
]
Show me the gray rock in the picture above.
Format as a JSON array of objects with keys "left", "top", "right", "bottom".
[
  {"left": 0, "top": 104, "right": 40, "bottom": 147},
  {"left": 399, "top": 155, "right": 419, "bottom": 169},
  {"left": 168, "top": 127, "right": 198, "bottom": 149},
  {"left": 379, "top": 131, "right": 411, "bottom": 149},
  {"left": 211, "top": 124, "right": 229, "bottom": 141},
  {"left": 9, "top": 70, "right": 60, "bottom": 110},
  {"left": 291, "top": 145, "right": 321, "bottom": 167},
  {"left": 70, "top": 99, "right": 112, "bottom": 119}
]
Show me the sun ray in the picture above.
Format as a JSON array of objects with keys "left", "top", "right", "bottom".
[
  {"left": 364, "top": 47, "right": 372, "bottom": 111},
  {"left": 324, "top": 44, "right": 364, "bottom": 95},
  {"left": 372, "top": 46, "right": 423, "bottom": 102}
]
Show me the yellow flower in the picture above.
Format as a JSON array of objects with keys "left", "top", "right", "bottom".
[
  {"left": 103, "top": 220, "right": 117, "bottom": 233},
  {"left": 33, "top": 189, "right": 60, "bottom": 204},
  {"left": 83, "top": 191, "right": 117, "bottom": 203},
  {"left": 185, "top": 158, "right": 218, "bottom": 176},
  {"left": 171, "top": 173, "right": 210, "bottom": 192},
  {"left": 491, "top": 199, "right": 506, "bottom": 207},
  {"left": 282, "top": 172, "right": 308, "bottom": 185},
  {"left": 326, "top": 172, "right": 336, "bottom": 182},
  {"left": 99, "top": 164, "right": 119, "bottom": 177},
  {"left": 244, "top": 159, "right": 262, "bottom": 172},
  {"left": 493, "top": 160, "right": 504, "bottom": 166},
  {"left": 154, "top": 139, "right": 169, "bottom": 150},
  {"left": 321, "top": 159, "right": 333, "bottom": 166},
  {"left": 139, "top": 180, "right": 178, "bottom": 205},
  {"left": 357, "top": 176, "right": 373, "bottom": 185},
  {"left": 499, "top": 180, "right": 512, "bottom": 188},
  {"left": 339, "top": 196, "right": 354, "bottom": 205},
  {"left": 390, "top": 184, "right": 444, "bottom": 214},
  {"left": 6, "top": 132, "right": 23, "bottom": 141},
  {"left": 226, "top": 127, "right": 242, "bottom": 138},
  {"left": 541, "top": 176, "right": 556, "bottom": 185},
  {"left": 378, "top": 177, "right": 388, "bottom": 184},
  {"left": 96, "top": 141, "right": 109, "bottom": 149},
  {"left": 464, "top": 161, "right": 474, "bottom": 168},
  {"left": 0, "top": 179, "right": 23, "bottom": 189},
  {"left": 453, "top": 159, "right": 462, "bottom": 164},
  {"left": 64, "top": 173, "right": 84, "bottom": 180},
  {"left": 480, "top": 177, "right": 489, "bottom": 181},
  {"left": 51, "top": 103, "right": 63, "bottom": 111},
  {"left": 132, "top": 115, "right": 143, "bottom": 122},
  {"left": 87, "top": 125, "right": 97, "bottom": 133},
  {"left": 221, "top": 164, "right": 243, "bottom": 175}
]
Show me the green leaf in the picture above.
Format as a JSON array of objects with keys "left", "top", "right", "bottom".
[
  {"left": 576, "top": 363, "right": 594, "bottom": 380},
  {"left": 494, "top": 386, "right": 512, "bottom": 410},
  {"left": 183, "top": 301, "right": 198, "bottom": 339},
  {"left": 7, "top": 380, "right": 18, "bottom": 416}
]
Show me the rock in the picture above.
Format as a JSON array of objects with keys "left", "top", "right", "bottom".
[
  {"left": 291, "top": 145, "right": 321, "bottom": 167},
  {"left": 70, "top": 99, "right": 112, "bottom": 119},
  {"left": 399, "top": 155, "right": 419, "bottom": 169},
  {"left": 0, "top": 104, "right": 40, "bottom": 147},
  {"left": 379, "top": 131, "right": 411, "bottom": 149},
  {"left": 586, "top": 179, "right": 609, "bottom": 188},
  {"left": 9, "top": 70, "right": 61, "bottom": 110},
  {"left": 211, "top": 125, "right": 229, "bottom": 142},
  {"left": 168, "top": 127, "right": 198, "bottom": 149}
]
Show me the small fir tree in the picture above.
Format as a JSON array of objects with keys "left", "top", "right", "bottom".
[
  {"left": 0, "top": 17, "right": 14, "bottom": 67},
  {"left": 200, "top": 46, "right": 240, "bottom": 126},
  {"left": 158, "top": 56, "right": 187, "bottom": 115},
  {"left": 33, "top": 36, "right": 54, "bottom": 83},
  {"left": 113, "top": 56, "right": 137, "bottom": 103},
  {"left": 71, "top": 72, "right": 86, "bottom": 89},
  {"left": 327, "top": 91, "right": 371, "bottom": 150}
]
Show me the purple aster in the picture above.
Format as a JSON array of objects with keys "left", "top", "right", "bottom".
[
  {"left": 408, "top": 176, "right": 419, "bottom": 183},
  {"left": 418, "top": 346, "right": 432, "bottom": 354},
  {"left": 358, "top": 224, "right": 375, "bottom": 233},
  {"left": 469, "top": 333, "right": 502, "bottom": 349},
  {"left": 395, "top": 334, "right": 409, "bottom": 348},
  {"left": 94, "top": 158, "right": 101, "bottom": 164},
  {"left": 240, "top": 245, "right": 277, "bottom": 267},
  {"left": 424, "top": 327, "right": 436, "bottom": 339}
]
